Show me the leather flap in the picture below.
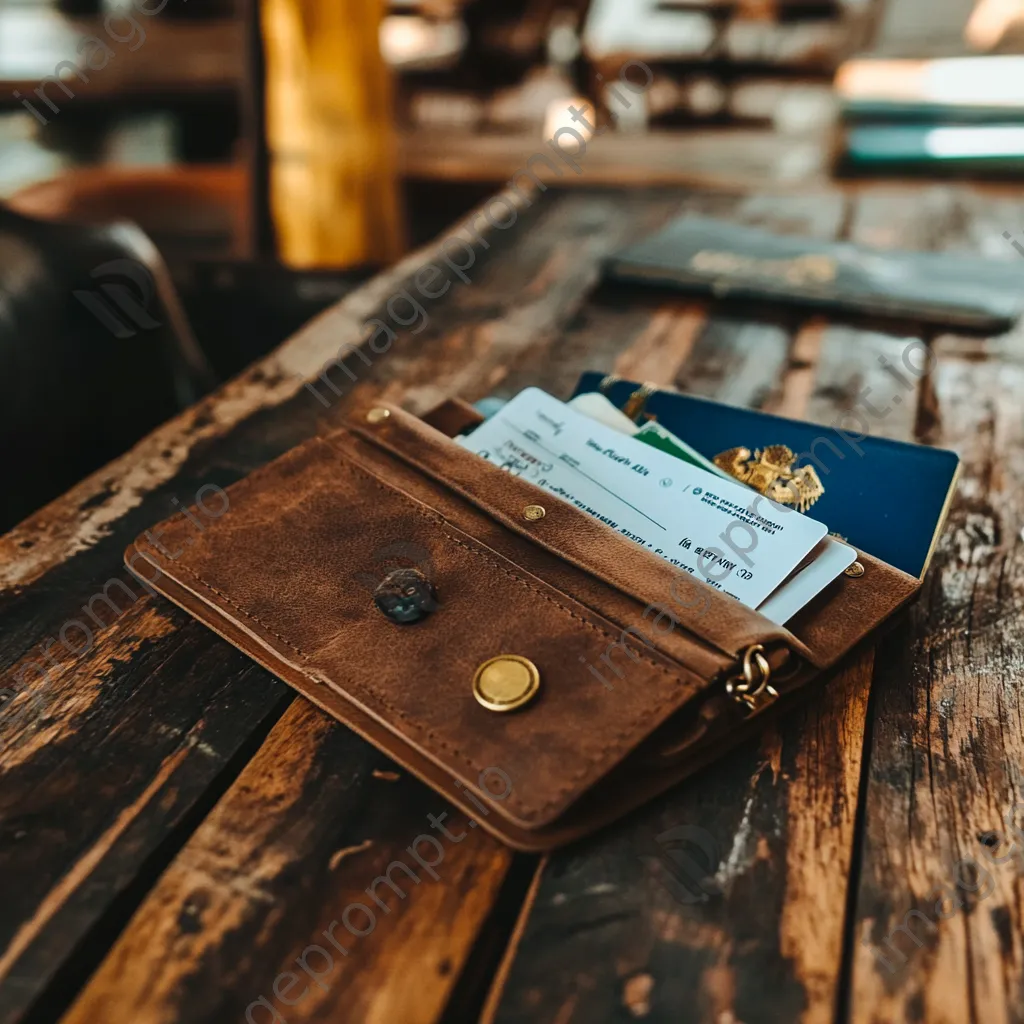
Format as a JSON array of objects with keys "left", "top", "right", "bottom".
[
  {"left": 344, "top": 404, "right": 800, "bottom": 664},
  {"left": 785, "top": 549, "right": 919, "bottom": 665},
  {"left": 128, "top": 429, "right": 756, "bottom": 834}
]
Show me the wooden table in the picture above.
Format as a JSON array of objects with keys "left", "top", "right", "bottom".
[{"left": 1, "top": 180, "right": 1022, "bottom": 1024}]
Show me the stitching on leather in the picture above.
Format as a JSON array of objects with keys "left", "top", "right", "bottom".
[
  {"left": 148, "top": 447, "right": 704, "bottom": 821},
  {"left": 155, "top": 555, "right": 491, "bottom": 782},
  {"left": 173, "top": 562, "right": 308, "bottom": 659}
]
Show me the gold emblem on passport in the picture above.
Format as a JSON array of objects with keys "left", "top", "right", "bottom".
[
  {"left": 713, "top": 444, "right": 824, "bottom": 513},
  {"left": 689, "top": 250, "right": 837, "bottom": 286}
]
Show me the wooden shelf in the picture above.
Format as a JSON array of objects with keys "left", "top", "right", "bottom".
[
  {"left": 0, "top": 10, "right": 243, "bottom": 104},
  {"left": 398, "top": 123, "right": 833, "bottom": 189}
]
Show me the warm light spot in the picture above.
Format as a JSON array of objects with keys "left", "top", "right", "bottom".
[
  {"left": 543, "top": 96, "right": 596, "bottom": 141},
  {"left": 965, "top": 0, "right": 1024, "bottom": 50},
  {"left": 379, "top": 15, "right": 465, "bottom": 69}
]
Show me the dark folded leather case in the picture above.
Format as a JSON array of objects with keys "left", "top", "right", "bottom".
[
  {"left": 604, "top": 215, "right": 1024, "bottom": 331},
  {"left": 126, "top": 398, "right": 920, "bottom": 851}
]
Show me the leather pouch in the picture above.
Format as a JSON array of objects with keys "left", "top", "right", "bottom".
[
  {"left": 126, "top": 398, "right": 920, "bottom": 850},
  {"left": 604, "top": 215, "right": 1024, "bottom": 332}
]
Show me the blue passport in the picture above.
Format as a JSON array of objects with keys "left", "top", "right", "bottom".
[{"left": 572, "top": 372, "right": 959, "bottom": 579}]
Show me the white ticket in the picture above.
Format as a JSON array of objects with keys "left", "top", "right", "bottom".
[
  {"left": 458, "top": 388, "right": 828, "bottom": 608},
  {"left": 757, "top": 536, "right": 857, "bottom": 625}
]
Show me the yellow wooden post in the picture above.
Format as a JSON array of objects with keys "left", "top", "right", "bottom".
[{"left": 260, "top": 0, "right": 404, "bottom": 267}]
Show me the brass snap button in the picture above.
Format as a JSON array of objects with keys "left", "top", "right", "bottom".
[
  {"left": 366, "top": 407, "right": 390, "bottom": 424},
  {"left": 844, "top": 561, "right": 865, "bottom": 578},
  {"left": 473, "top": 655, "right": 540, "bottom": 712},
  {"left": 373, "top": 568, "right": 437, "bottom": 624},
  {"left": 522, "top": 504, "right": 546, "bottom": 522}
]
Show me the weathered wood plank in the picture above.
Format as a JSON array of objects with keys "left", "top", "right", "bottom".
[
  {"left": 385, "top": 188, "right": 699, "bottom": 414},
  {"left": 848, "top": 190, "right": 1024, "bottom": 1024},
  {"left": 0, "top": 605, "right": 289, "bottom": 1024},
  {"left": 490, "top": 190, "right": 744, "bottom": 402},
  {"left": 61, "top": 700, "right": 513, "bottom": 1024}
]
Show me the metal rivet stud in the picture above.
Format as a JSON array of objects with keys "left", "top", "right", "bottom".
[
  {"left": 366, "top": 407, "right": 390, "bottom": 424},
  {"left": 845, "top": 561, "right": 865, "bottom": 578},
  {"left": 373, "top": 568, "right": 437, "bottom": 624},
  {"left": 523, "top": 504, "right": 546, "bottom": 522},
  {"left": 473, "top": 655, "right": 540, "bottom": 712}
]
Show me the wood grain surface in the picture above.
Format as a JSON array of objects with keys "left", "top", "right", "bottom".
[
  {"left": 1, "top": 180, "right": 1021, "bottom": 1024},
  {"left": 848, "top": 191, "right": 1024, "bottom": 1024}
]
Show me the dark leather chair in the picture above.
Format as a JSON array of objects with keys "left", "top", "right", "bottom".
[{"left": 0, "top": 204, "right": 215, "bottom": 533}]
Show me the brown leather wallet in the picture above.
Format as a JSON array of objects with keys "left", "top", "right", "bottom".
[{"left": 126, "top": 398, "right": 920, "bottom": 851}]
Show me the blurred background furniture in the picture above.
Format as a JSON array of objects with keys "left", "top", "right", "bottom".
[
  {"left": 2, "top": 0, "right": 1021, "bottom": 513},
  {"left": 3, "top": 0, "right": 1018, "bottom": 526},
  {"left": 260, "top": 0, "right": 404, "bottom": 266}
]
